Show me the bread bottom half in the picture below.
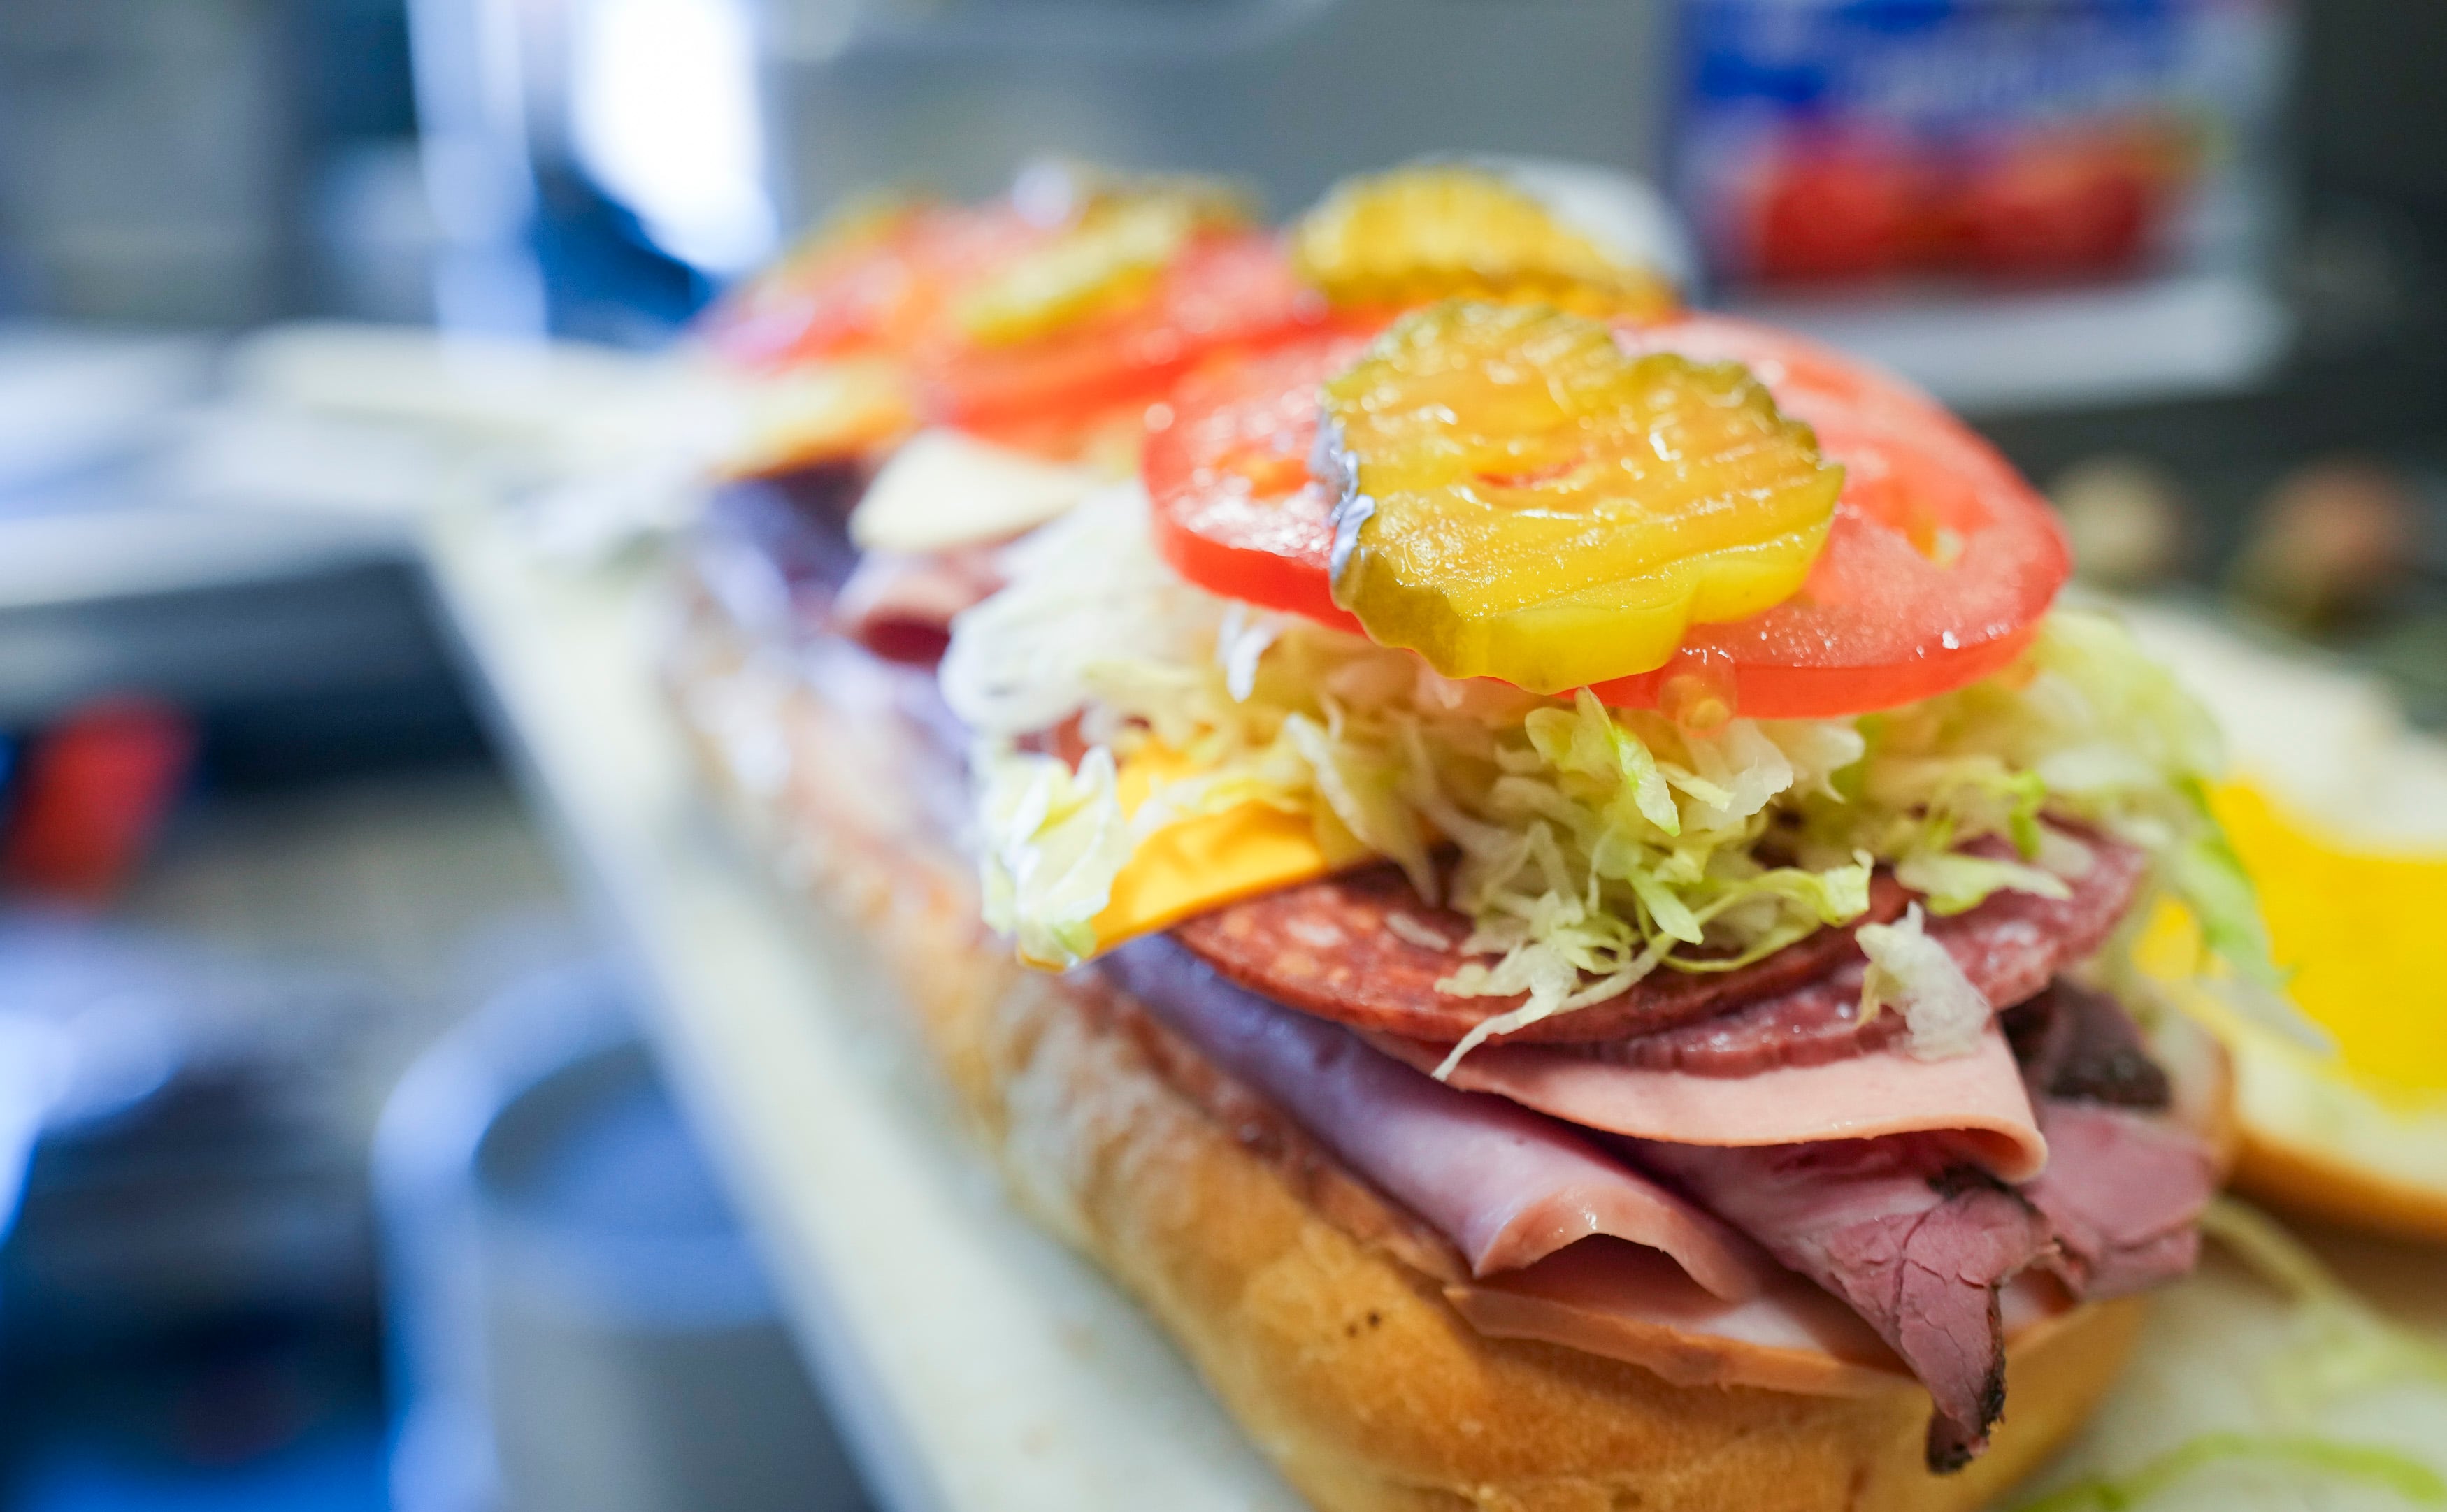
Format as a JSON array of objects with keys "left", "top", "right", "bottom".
[{"left": 666, "top": 609, "right": 2142, "bottom": 1512}]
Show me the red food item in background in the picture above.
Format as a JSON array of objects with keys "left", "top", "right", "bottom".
[
  {"left": 1952, "top": 131, "right": 2167, "bottom": 282},
  {"left": 1143, "top": 313, "right": 2069, "bottom": 719},
  {"left": 1, "top": 696, "right": 196, "bottom": 906},
  {"left": 1732, "top": 118, "right": 2190, "bottom": 291},
  {"left": 1748, "top": 141, "right": 1928, "bottom": 285}
]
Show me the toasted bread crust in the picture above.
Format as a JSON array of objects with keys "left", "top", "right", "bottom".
[
  {"left": 2238, "top": 1128, "right": 2447, "bottom": 1246},
  {"left": 663, "top": 598, "right": 2151, "bottom": 1512}
]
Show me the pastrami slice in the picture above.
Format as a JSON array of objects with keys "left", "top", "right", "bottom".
[
  {"left": 2009, "top": 983, "right": 2215, "bottom": 1299},
  {"left": 1621, "top": 1132, "right": 2055, "bottom": 1472},
  {"left": 2004, "top": 979, "right": 2174, "bottom": 1109},
  {"left": 2021, "top": 1099, "right": 2212, "bottom": 1299}
]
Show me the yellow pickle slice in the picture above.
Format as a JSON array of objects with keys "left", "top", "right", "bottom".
[
  {"left": 1292, "top": 164, "right": 1675, "bottom": 318},
  {"left": 1318, "top": 301, "right": 1843, "bottom": 693},
  {"left": 953, "top": 175, "right": 1253, "bottom": 347}
]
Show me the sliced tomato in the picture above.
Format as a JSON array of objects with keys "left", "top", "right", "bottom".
[
  {"left": 712, "top": 217, "right": 1325, "bottom": 466},
  {"left": 703, "top": 203, "right": 1049, "bottom": 372},
  {"left": 1143, "top": 328, "right": 1373, "bottom": 629},
  {"left": 921, "top": 232, "right": 1327, "bottom": 446},
  {"left": 1144, "top": 312, "right": 2069, "bottom": 718}
]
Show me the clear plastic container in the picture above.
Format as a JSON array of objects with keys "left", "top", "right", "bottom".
[{"left": 1668, "top": 0, "right": 2298, "bottom": 407}]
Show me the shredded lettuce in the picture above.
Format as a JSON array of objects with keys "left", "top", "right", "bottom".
[
  {"left": 944, "top": 488, "right": 2274, "bottom": 1050},
  {"left": 1857, "top": 904, "right": 1989, "bottom": 1060},
  {"left": 2167, "top": 777, "right": 2283, "bottom": 988},
  {"left": 975, "top": 746, "right": 1131, "bottom": 967},
  {"left": 2011, "top": 1200, "right": 2447, "bottom": 1512},
  {"left": 2016, "top": 1433, "right": 2447, "bottom": 1512},
  {"left": 2202, "top": 1199, "right": 2447, "bottom": 1414}
]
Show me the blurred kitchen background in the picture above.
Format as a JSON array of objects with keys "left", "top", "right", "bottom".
[{"left": 0, "top": 1, "right": 2444, "bottom": 1509}]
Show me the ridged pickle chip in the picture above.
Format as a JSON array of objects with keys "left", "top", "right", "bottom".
[
  {"left": 954, "top": 178, "right": 1253, "bottom": 347},
  {"left": 1318, "top": 302, "right": 1844, "bottom": 694},
  {"left": 1293, "top": 165, "right": 1674, "bottom": 318}
]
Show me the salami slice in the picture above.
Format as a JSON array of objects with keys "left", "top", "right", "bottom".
[
  {"left": 1577, "top": 842, "right": 2149, "bottom": 1074},
  {"left": 1170, "top": 866, "right": 1910, "bottom": 1045},
  {"left": 1170, "top": 828, "right": 2147, "bottom": 1054}
]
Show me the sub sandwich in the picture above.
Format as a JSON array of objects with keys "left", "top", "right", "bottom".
[{"left": 668, "top": 164, "right": 2251, "bottom": 1512}]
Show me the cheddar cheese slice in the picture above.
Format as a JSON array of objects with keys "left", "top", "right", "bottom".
[{"left": 1086, "top": 744, "right": 1342, "bottom": 952}]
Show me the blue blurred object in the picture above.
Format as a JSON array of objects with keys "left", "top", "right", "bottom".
[
  {"left": 378, "top": 963, "right": 868, "bottom": 1512},
  {"left": 8, "top": 1422, "right": 386, "bottom": 1512},
  {"left": 0, "top": 916, "right": 370, "bottom": 1286},
  {"left": 0, "top": 916, "right": 391, "bottom": 1512}
]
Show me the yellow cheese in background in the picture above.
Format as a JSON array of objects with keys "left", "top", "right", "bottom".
[
  {"left": 2146, "top": 781, "right": 2447, "bottom": 1095},
  {"left": 1085, "top": 744, "right": 1340, "bottom": 954}
]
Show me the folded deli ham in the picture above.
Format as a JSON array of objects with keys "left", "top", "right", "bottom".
[
  {"left": 1101, "top": 935, "right": 1781, "bottom": 1301},
  {"left": 1172, "top": 828, "right": 2147, "bottom": 1049},
  {"left": 831, "top": 545, "right": 1005, "bottom": 665},
  {"left": 1368, "top": 1024, "right": 2051, "bottom": 1182}
]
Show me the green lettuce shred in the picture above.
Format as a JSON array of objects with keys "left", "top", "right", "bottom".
[
  {"left": 2015, "top": 1201, "right": 2447, "bottom": 1512},
  {"left": 2016, "top": 1433, "right": 2447, "bottom": 1512},
  {"left": 2202, "top": 1199, "right": 2447, "bottom": 1414},
  {"left": 2011, "top": 1202, "right": 2447, "bottom": 1512},
  {"left": 2168, "top": 777, "right": 2283, "bottom": 988}
]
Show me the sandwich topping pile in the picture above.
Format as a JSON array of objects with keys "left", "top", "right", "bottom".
[{"left": 721, "top": 162, "right": 2282, "bottom": 1474}]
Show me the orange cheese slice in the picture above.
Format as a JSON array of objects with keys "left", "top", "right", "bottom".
[{"left": 1085, "top": 744, "right": 1341, "bottom": 953}]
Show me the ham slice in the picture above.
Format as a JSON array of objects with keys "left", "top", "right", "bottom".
[
  {"left": 1102, "top": 936, "right": 2206, "bottom": 1456},
  {"left": 1449, "top": 1244, "right": 2076, "bottom": 1402},
  {"left": 1368, "top": 1025, "right": 2050, "bottom": 1181},
  {"left": 1101, "top": 934, "right": 1781, "bottom": 1301},
  {"left": 831, "top": 545, "right": 1006, "bottom": 665},
  {"left": 1446, "top": 1240, "right": 1910, "bottom": 1397}
]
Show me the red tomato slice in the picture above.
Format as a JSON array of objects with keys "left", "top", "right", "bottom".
[
  {"left": 710, "top": 217, "right": 1325, "bottom": 465},
  {"left": 1143, "top": 328, "right": 1373, "bottom": 630},
  {"left": 703, "top": 203, "right": 1047, "bottom": 371},
  {"left": 921, "top": 232, "right": 1326, "bottom": 443},
  {"left": 1144, "top": 313, "right": 2069, "bottom": 718}
]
